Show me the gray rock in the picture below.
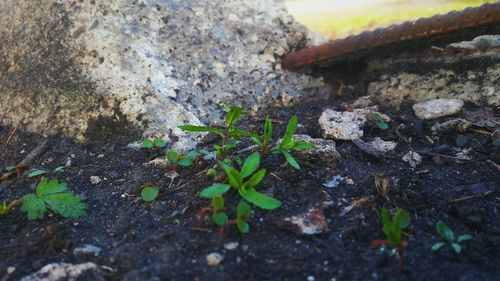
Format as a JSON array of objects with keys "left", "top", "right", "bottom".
[
  {"left": 293, "top": 134, "right": 340, "bottom": 159},
  {"left": 319, "top": 109, "right": 369, "bottom": 140},
  {"left": 0, "top": 0, "right": 327, "bottom": 148},
  {"left": 449, "top": 35, "right": 500, "bottom": 50},
  {"left": 368, "top": 137, "right": 397, "bottom": 153},
  {"left": 20, "top": 262, "right": 104, "bottom": 281},
  {"left": 206, "top": 253, "right": 223, "bottom": 267},
  {"left": 412, "top": 99, "right": 464, "bottom": 120},
  {"left": 402, "top": 150, "right": 422, "bottom": 168},
  {"left": 73, "top": 244, "right": 102, "bottom": 258}
]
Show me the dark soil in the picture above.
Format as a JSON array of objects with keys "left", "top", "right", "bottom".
[{"left": 1, "top": 65, "right": 499, "bottom": 280}]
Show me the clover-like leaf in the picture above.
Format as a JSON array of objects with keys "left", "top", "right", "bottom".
[
  {"left": 178, "top": 157, "right": 193, "bottom": 167},
  {"left": 211, "top": 195, "right": 225, "bottom": 210},
  {"left": 166, "top": 150, "right": 179, "bottom": 163},
  {"left": 237, "top": 201, "right": 251, "bottom": 233},
  {"left": 142, "top": 139, "right": 154, "bottom": 148},
  {"left": 431, "top": 242, "right": 446, "bottom": 251},
  {"left": 436, "top": 221, "right": 454, "bottom": 242},
  {"left": 155, "top": 139, "right": 167, "bottom": 148},
  {"left": 212, "top": 212, "right": 228, "bottom": 226},
  {"left": 457, "top": 234, "right": 472, "bottom": 242},
  {"left": 200, "top": 184, "right": 231, "bottom": 198},
  {"left": 21, "top": 194, "right": 46, "bottom": 220},
  {"left": 141, "top": 186, "right": 160, "bottom": 202},
  {"left": 44, "top": 193, "right": 86, "bottom": 218}
]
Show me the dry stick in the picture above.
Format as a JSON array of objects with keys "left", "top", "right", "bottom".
[
  {"left": 486, "top": 160, "right": 500, "bottom": 172},
  {"left": 2, "top": 125, "right": 18, "bottom": 152},
  {"left": 449, "top": 191, "right": 493, "bottom": 203}
]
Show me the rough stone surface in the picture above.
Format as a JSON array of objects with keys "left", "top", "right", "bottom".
[
  {"left": 449, "top": 35, "right": 500, "bottom": 50},
  {"left": 206, "top": 253, "right": 223, "bottom": 267},
  {"left": 293, "top": 134, "right": 340, "bottom": 159},
  {"left": 20, "top": 263, "right": 103, "bottom": 281},
  {"left": 319, "top": 108, "right": 377, "bottom": 140},
  {"left": 277, "top": 205, "right": 329, "bottom": 236},
  {"left": 412, "top": 98, "right": 464, "bottom": 120},
  {"left": 0, "top": 0, "right": 327, "bottom": 148},
  {"left": 402, "top": 150, "right": 422, "bottom": 168},
  {"left": 367, "top": 137, "right": 397, "bottom": 153},
  {"left": 368, "top": 66, "right": 499, "bottom": 109}
]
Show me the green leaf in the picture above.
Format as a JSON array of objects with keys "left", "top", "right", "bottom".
[
  {"left": 377, "top": 123, "right": 389, "bottom": 130},
  {"left": 280, "top": 115, "right": 298, "bottom": 149},
  {"left": 178, "top": 157, "right": 193, "bottom": 167},
  {"left": 21, "top": 194, "right": 46, "bottom": 220},
  {"left": 282, "top": 150, "right": 300, "bottom": 170},
  {"left": 37, "top": 178, "right": 68, "bottom": 196},
  {"left": 43, "top": 193, "right": 86, "bottom": 218},
  {"left": 228, "top": 129, "right": 252, "bottom": 138},
  {"left": 372, "top": 112, "right": 383, "bottom": 122},
  {"left": 431, "top": 242, "right": 446, "bottom": 251},
  {"left": 178, "top": 125, "right": 224, "bottom": 138},
  {"left": 381, "top": 208, "right": 390, "bottom": 228},
  {"left": 394, "top": 209, "right": 410, "bottom": 229},
  {"left": 236, "top": 201, "right": 251, "bottom": 233},
  {"left": 206, "top": 168, "right": 217, "bottom": 177},
  {"left": 0, "top": 201, "right": 7, "bottom": 215},
  {"left": 436, "top": 221, "right": 454, "bottom": 242},
  {"left": 458, "top": 234, "right": 472, "bottom": 242},
  {"left": 241, "top": 152, "right": 260, "bottom": 178},
  {"left": 211, "top": 195, "right": 225, "bottom": 210},
  {"left": 200, "top": 184, "right": 231, "bottom": 198},
  {"left": 226, "top": 105, "right": 244, "bottom": 127},
  {"left": 166, "top": 150, "right": 179, "bottom": 163},
  {"left": 294, "top": 141, "right": 313, "bottom": 150},
  {"left": 251, "top": 135, "right": 263, "bottom": 147},
  {"left": 186, "top": 150, "right": 201, "bottom": 159},
  {"left": 5, "top": 165, "right": 15, "bottom": 171},
  {"left": 223, "top": 164, "right": 242, "bottom": 188},
  {"left": 28, "top": 169, "right": 48, "bottom": 178},
  {"left": 142, "top": 139, "right": 154, "bottom": 148},
  {"left": 237, "top": 220, "right": 249, "bottom": 233},
  {"left": 141, "top": 186, "right": 160, "bottom": 202},
  {"left": 155, "top": 139, "right": 167, "bottom": 148},
  {"left": 54, "top": 166, "right": 65, "bottom": 173},
  {"left": 239, "top": 188, "right": 281, "bottom": 210},
  {"left": 451, "top": 243, "right": 462, "bottom": 253},
  {"left": 212, "top": 212, "right": 228, "bottom": 226},
  {"left": 244, "top": 169, "right": 266, "bottom": 188},
  {"left": 263, "top": 116, "right": 273, "bottom": 143}
]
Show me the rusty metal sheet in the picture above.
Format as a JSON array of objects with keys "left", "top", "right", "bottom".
[{"left": 282, "top": 2, "right": 500, "bottom": 70}]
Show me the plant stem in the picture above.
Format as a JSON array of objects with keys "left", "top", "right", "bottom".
[{"left": 0, "top": 199, "right": 22, "bottom": 217}]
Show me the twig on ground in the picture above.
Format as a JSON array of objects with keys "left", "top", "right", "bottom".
[{"left": 449, "top": 191, "right": 493, "bottom": 203}]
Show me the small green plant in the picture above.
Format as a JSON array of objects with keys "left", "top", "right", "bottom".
[
  {"left": 371, "top": 208, "right": 410, "bottom": 273},
  {"left": 251, "top": 116, "right": 273, "bottom": 156},
  {"left": 179, "top": 104, "right": 250, "bottom": 158},
  {"left": 272, "top": 115, "right": 313, "bottom": 169},
  {"left": 142, "top": 138, "right": 167, "bottom": 149},
  {"left": 27, "top": 166, "right": 66, "bottom": 178},
  {"left": 141, "top": 185, "right": 160, "bottom": 202},
  {"left": 166, "top": 149, "right": 200, "bottom": 167},
  {"left": 0, "top": 178, "right": 86, "bottom": 220},
  {"left": 431, "top": 221, "right": 472, "bottom": 254},
  {"left": 372, "top": 112, "right": 389, "bottom": 130},
  {"left": 236, "top": 201, "right": 251, "bottom": 233}
]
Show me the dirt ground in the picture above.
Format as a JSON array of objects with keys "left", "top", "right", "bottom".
[{"left": 1, "top": 55, "right": 499, "bottom": 280}]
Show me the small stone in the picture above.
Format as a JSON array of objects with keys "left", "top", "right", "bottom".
[
  {"left": 319, "top": 109, "right": 369, "bottom": 140},
  {"left": 277, "top": 204, "right": 330, "bottom": 236},
  {"left": 7, "top": 266, "right": 15, "bottom": 274},
  {"left": 223, "top": 242, "right": 239, "bottom": 251},
  {"left": 323, "top": 175, "right": 342, "bottom": 188},
  {"left": 291, "top": 135, "right": 340, "bottom": 159},
  {"left": 73, "top": 244, "right": 102, "bottom": 258},
  {"left": 412, "top": 99, "right": 464, "bottom": 120},
  {"left": 206, "top": 253, "right": 223, "bottom": 267},
  {"left": 20, "top": 263, "right": 100, "bottom": 281},
  {"left": 90, "top": 176, "right": 102, "bottom": 185},
  {"left": 402, "top": 151, "right": 422, "bottom": 168},
  {"left": 367, "top": 137, "right": 397, "bottom": 153},
  {"left": 307, "top": 276, "right": 316, "bottom": 281}
]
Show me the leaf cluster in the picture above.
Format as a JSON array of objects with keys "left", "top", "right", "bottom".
[
  {"left": 431, "top": 221, "right": 472, "bottom": 253},
  {"left": 142, "top": 138, "right": 167, "bottom": 149},
  {"left": 20, "top": 178, "right": 86, "bottom": 220},
  {"left": 372, "top": 112, "right": 389, "bottom": 130},
  {"left": 381, "top": 208, "right": 410, "bottom": 247},
  {"left": 166, "top": 150, "right": 200, "bottom": 167}
]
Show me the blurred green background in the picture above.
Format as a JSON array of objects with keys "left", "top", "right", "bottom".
[{"left": 283, "top": 0, "right": 496, "bottom": 40}]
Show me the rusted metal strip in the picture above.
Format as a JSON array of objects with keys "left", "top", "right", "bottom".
[{"left": 282, "top": 2, "right": 500, "bottom": 70}]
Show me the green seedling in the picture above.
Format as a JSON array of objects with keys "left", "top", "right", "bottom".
[
  {"left": 371, "top": 208, "right": 410, "bottom": 273},
  {"left": 197, "top": 195, "right": 228, "bottom": 230},
  {"left": 372, "top": 112, "right": 389, "bottom": 130},
  {"left": 200, "top": 152, "right": 281, "bottom": 210},
  {"left": 166, "top": 149, "right": 200, "bottom": 167},
  {"left": 272, "top": 115, "right": 313, "bottom": 170},
  {"left": 236, "top": 201, "right": 251, "bottom": 233},
  {"left": 431, "top": 221, "right": 472, "bottom": 254},
  {"left": 0, "top": 178, "right": 86, "bottom": 220},
  {"left": 28, "top": 166, "right": 67, "bottom": 178},
  {"left": 179, "top": 104, "right": 251, "bottom": 158},
  {"left": 141, "top": 185, "right": 160, "bottom": 202},
  {"left": 251, "top": 116, "right": 273, "bottom": 156},
  {"left": 142, "top": 138, "right": 167, "bottom": 149}
]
